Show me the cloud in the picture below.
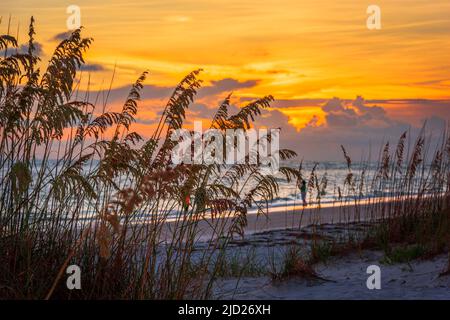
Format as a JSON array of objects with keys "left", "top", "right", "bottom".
[
  {"left": 287, "top": 96, "right": 450, "bottom": 161},
  {"left": 51, "top": 31, "right": 72, "bottom": 42},
  {"left": 189, "top": 103, "right": 217, "bottom": 119},
  {"left": 135, "top": 117, "right": 158, "bottom": 125},
  {"left": 197, "top": 78, "right": 259, "bottom": 98},
  {"left": 75, "top": 78, "right": 257, "bottom": 127},
  {"left": 271, "top": 99, "right": 326, "bottom": 109},
  {"left": 189, "top": 102, "right": 240, "bottom": 119},
  {"left": 248, "top": 96, "right": 448, "bottom": 161},
  {"left": 77, "top": 84, "right": 173, "bottom": 105},
  {"left": 68, "top": 72, "right": 450, "bottom": 162},
  {"left": 79, "top": 63, "right": 107, "bottom": 72},
  {"left": 79, "top": 77, "right": 260, "bottom": 107},
  {"left": 253, "top": 108, "right": 300, "bottom": 152},
  {"left": 0, "top": 42, "right": 44, "bottom": 56},
  {"left": 321, "top": 97, "right": 346, "bottom": 113},
  {"left": 319, "top": 96, "right": 396, "bottom": 130},
  {"left": 296, "top": 97, "right": 406, "bottom": 159}
]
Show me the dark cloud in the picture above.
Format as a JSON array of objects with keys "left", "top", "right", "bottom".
[
  {"left": 79, "top": 77, "right": 260, "bottom": 105},
  {"left": 298, "top": 97, "right": 408, "bottom": 159},
  {"left": 189, "top": 103, "right": 217, "bottom": 118},
  {"left": 197, "top": 78, "right": 259, "bottom": 98},
  {"left": 312, "top": 96, "right": 394, "bottom": 130},
  {"left": 290, "top": 97, "right": 450, "bottom": 161},
  {"left": 322, "top": 97, "right": 346, "bottom": 113},
  {"left": 253, "top": 109, "right": 300, "bottom": 153},
  {"left": 248, "top": 96, "right": 449, "bottom": 161},
  {"left": 77, "top": 84, "right": 173, "bottom": 105},
  {"left": 352, "top": 96, "right": 386, "bottom": 119},
  {"left": 189, "top": 102, "right": 240, "bottom": 119},
  {"left": 366, "top": 99, "right": 450, "bottom": 105},
  {"left": 79, "top": 63, "right": 107, "bottom": 72},
  {"left": 51, "top": 31, "right": 72, "bottom": 42},
  {"left": 0, "top": 42, "right": 44, "bottom": 56},
  {"left": 135, "top": 117, "right": 158, "bottom": 125},
  {"left": 272, "top": 98, "right": 326, "bottom": 109},
  {"left": 70, "top": 74, "right": 450, "bottom": 162}
]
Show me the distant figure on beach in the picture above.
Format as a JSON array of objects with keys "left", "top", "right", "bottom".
[{"left": 300, "top": 179, "right": 308, "bottom": 207}]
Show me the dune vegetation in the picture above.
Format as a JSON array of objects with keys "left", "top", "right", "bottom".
[
  {"left": 0, "top": 19, "right": 300, "bottom": 299},
  {"left": 1, "top": 19, "right": 449, "bottom": 299}
]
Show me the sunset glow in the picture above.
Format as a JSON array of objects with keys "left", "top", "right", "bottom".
[{"left": 3, "top": 0, "right": 450, "bottom": 159}]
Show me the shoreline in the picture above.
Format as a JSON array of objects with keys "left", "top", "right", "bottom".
[{"left": 160, "top": 195, "right": 414, "bottom": 242}]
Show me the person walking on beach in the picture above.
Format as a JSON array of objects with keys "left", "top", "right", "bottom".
[{"left": 300, "top": 179, "right": 308, "bottom": 207}]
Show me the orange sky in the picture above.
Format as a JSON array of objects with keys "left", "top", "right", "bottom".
[{"left": 3, "top": 0, "right": 450, "bottom": 159}]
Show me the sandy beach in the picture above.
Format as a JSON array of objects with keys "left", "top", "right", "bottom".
[
  {"left": 180, "top": 199, "right": 450, "bottom": 300},
  {"left": 213, "top": 250, "right": 450, "bottom": 299}
]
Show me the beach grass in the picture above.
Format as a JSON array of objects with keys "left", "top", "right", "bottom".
[
  {"left": 0, "top": 20, "right": 300, "bottom": 299},
  {"left": 1, "top": 19, "right": 449, "bottom": 299}
]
